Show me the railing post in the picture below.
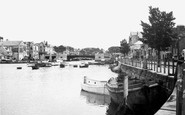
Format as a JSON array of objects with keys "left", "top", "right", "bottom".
[
  {"left": 168, "top": 59, "right": 170, "bottom": 75},
  {"left": 176, "top": 49, "right": 185, "bottom": 115},
  {"left": 172, "top": 59, "right": 175, "bottom": 75},
  {"left": 164, "top": 58, "right": 166, "bottom": 74},
  {"left": 182, "top": 63, "right": 185, "bottom": 115},
  {"left": 160, "top": 59, "right": 162, "bottom": 73},
  {"left": 154, "top": 59, "right": 156, "bottom": 71},
  {"left": 181, "top": 50, "right": 185, "bottom": 115},
  {"left": 176, "top": 62, "right": 184, "bottom": 115},
  {"left": 150, "top": 59, "right": 152, "bottom": 70},
  {"left": 143, "top": 58, "right": 147, "bottom": 69}
]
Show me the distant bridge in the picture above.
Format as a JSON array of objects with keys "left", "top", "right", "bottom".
[{"left": 67, "top": 55, "right": 95, "bottom": 61}]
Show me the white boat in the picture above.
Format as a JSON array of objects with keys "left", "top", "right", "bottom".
[
  {"left": 79, "top": 62, "right": 89, "bottom": 68},
  {"left": 51, "top": 61, "right": 60, "bottom": 66},
  {"left": 80, "top": 90, "right": 110, "bottom": 106},
  {"left": 27, "top": 63, "right": 35, "bottom": 67},
  {"left": 81, "top": 76, "right": 109, "bottom": 95}
]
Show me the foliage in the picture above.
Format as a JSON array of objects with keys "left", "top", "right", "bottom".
[
  {"left": 53, "top": 45, "right": 66, "bottom": 53},
  {"left": 141, "top": 6, "right": 178, "bottom": 53},
  {"left": 120, "top": 39, "right": 130, "bottom": 55},
  {"left": 66, "top": 46, "right": 74, "bottom": 52},
  {"left": 108, "top": 46, "right": 120, "bottom": 54},
  {"left": 79, "top": 48, "right": 104, "bottom": 55}
]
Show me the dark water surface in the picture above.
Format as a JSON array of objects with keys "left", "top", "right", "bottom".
[{"left": 0, "top": 62, "right": 117, "bottom": 115}]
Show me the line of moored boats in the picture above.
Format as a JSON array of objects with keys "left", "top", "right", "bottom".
[{"left": 16, "top": 60, "right": 106, "bottom": 70}]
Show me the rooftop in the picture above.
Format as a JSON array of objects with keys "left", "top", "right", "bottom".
[{"left": 0, "top": 41, "right": 23, "bottom": 46}]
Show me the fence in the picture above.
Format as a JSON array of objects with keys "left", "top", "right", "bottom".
[{"left": 119, "top": 57, "right": 177, "bottom": 76}]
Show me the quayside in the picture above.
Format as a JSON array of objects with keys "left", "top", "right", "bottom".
[{"left": 106, "top": 58, "right": 178, "bottom": 115}]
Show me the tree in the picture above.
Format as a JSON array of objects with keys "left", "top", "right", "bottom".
[
  {"left": 79, "top": 48, "right": 104, "bottom": 55},
  {"left": 120, "top": 39, "right": 130, "bottom": 55},
  {"left": 53, "top": 45, "right": 66, "bottom": 53},
  {"left": 108, "top": 46, "right": 120, "bottom": 54},
  {"left": 141, "top": 6, "right": 178, "bottom": 59},
  {"left": 66, "top": 46, "right": 74, "bottom": 52}
]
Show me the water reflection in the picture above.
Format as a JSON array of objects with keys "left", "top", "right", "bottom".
[
  {"left": 106, "top": 98, "right": 134, "bottom": 115},
  {"left": 80, "top": 90, "right": 110, "bottom": 106},
  {"left": 80, "top": 90, "right": 135, "bottom": 115}
]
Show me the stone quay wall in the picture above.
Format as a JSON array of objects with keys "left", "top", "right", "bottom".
[{"left": 120, "top": 63, "right": 176, "bottom": 89}]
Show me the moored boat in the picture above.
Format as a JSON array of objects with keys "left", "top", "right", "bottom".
[
  {"left": 17, "top": 67, "right": 22, "bottom": 69},
  {"left": 51, "top": 61, "right": 60, "bottom": 66},
  {"left": 32, "top": 64, "right": 39, "bottom": 70},
  {"left": 80, "top": 90, "right": 110, "bottom": 106},
  {"left": 27, "top": 63, "right": 35, "bottom": 67},
  {"left": 73, "top": 65, "right": 78, "bottom": 67},
  {"left": 35, "top": 61, "right": 52, "bottom": 67},
  {"left": 60, "top": 63, "right": 65, "bottom": 68},
  {"left": 106, "top": 61, "right": 177, "bottom": 115},
  {"left": 81, "top": 76, "right": 109, "bottom": 95},
  {"left": 106, "top": 76, "right": 157, "bottom": 105},
  {"left": 79, "top": 62, "right": 89, "bottom": 68}
]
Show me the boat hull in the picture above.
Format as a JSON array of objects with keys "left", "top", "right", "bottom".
[
  {"left": 60, "top": 63, "right": 65, "bottom": 68},
  {"left": 79, "top": 64, "right": 89, "bottom": 68},
  {"left": 32, "top": 65, "right": 39, "bottom": 70},
  {"left": 80, "top": 90, "right": 110, "bottom": 105},
  {"left": 106, "top": 76, "right": 176, "bottom": 115},
  {"left": 81, "top": 76, "right": 109, "bottom": 95},
  {"left": 81, "top": 82, "right": 109, "bottom": 95},
  {"left": 35, "top": 62, "right": 52, "bottom": 67}
]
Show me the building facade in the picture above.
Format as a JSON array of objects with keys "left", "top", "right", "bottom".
[{"left": 0, "top": 40, "right": 27, "bottom": 60}]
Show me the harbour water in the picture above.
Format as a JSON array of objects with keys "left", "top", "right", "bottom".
[
  {"left": 0, "top": 62, "right": 117, "bottom": 115},
  {"left": 0, "top": 61, "right": 176, "bottom": 115}
]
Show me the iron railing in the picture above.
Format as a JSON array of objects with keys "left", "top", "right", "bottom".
[{"left": 119, "top": 58, "right": 177, "bottom": 76}]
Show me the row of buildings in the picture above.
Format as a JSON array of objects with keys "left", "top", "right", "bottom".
[
  {"left": 0, "top": 38, "right": 56, "bottom": 61},
  {"left": 0, "top": 38, "right": 112, "bottom": 62},
  {"left": 124, "top": 25, "right": 185, "bottom": 60}
]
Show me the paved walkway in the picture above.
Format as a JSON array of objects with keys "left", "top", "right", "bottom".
[{"left": 155, "top": 88, "right": 176, "bottom": 115}]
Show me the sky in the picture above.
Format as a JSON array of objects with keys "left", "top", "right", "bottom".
[{"left": 0, "top": 0, "right": 184, "bottom": 50}]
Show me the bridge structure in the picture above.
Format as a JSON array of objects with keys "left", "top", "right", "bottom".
[{"left": 67, "top": 55, "right": 95, "bottom": 61}]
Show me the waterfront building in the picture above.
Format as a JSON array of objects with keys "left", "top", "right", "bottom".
[
  {"left": 128, "top": 32, "right": 143, "bottom": 59},
  {"left": 24, "top": 41, "right": 36, "bottom": 60},
  {"left": 37, "top": 42, "right": 46, "bottom": 60},
  {"left": 0, "top": 46, "right": 8, "bottom": 59},
  {"left": 175, "top": 25, "right": 185, "bottom": 53},
  {"left": 32, "top": 43, "right": 39, "bottom": 60},
  {"left": 44, "top": 44, "right": 56, "bottom": 61},
  {"left": 0, "top": 40, "right": 27, "bottom": 60},
  {"left": 58, "top": 53, "right": 67, "bottom": 61},
  {"left": 128, "top": 32, "right": 142, "bottom": 46},
  {"left": 34, "top": 41, "right": 56, "bottom": 61},
  {"left": 95, "top": 53, "right": 111, "bottom": 61}
]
